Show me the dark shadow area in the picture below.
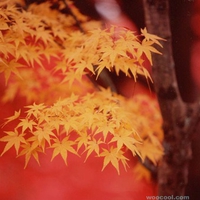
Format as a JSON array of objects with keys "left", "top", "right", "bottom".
[{"left": 169, "top": 0, "right": 198, "bottom": 102}]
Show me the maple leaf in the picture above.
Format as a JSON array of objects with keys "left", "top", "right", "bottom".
[
  {"left": 14, "top": 20, "right": 31, "bottom": 37},
  {"left": 0, "top": 130, "right": 26, "bottom": 156},
  {"left": 53, "top": 59, "right": 68, "bottom": 73},
  {"left": 141, "top": 27, "right": 165, "bottom": 47},
  {"left": 51, "top": 137, "right": 78, "bottom": 165},
  {"left": 95, "top": 87, "right": 119, "bottom": 102},
  {"left": 14, "top": 45, "right": 30, "bottom": 63},
  {"left": 79, "top": 107, "right": 100, "bottom": 129},
  {"left": 100, "top": 146, "right": 129, "bottom": 174},
  {"left": 8, "top": 33, "right": 27, "bottom": 49},
  {"left": 35, "top": 26, "right": 55, "bottom": 45},
  {"left": 135, "top": 40, "right": 162, "bottom": 66},
  {"left": 17, "top": 142, "right": 42, "bottom": 168},
  {"left": 95, "top": 123, "right": 115, "bottom": 142},
  {"left": 0, "top": 40, "right": 14, "bottom": 58},
  {"left": 66, "top": 31, "right": 85, "bottom": 48},
  {"left": 110, "top": 128, "right": 141, "bottom": 157},
  {"left": 119, "top": 32, "right": 139, "bottom": 52},
  {"left": 24, "top": 45, "right": 44, "bottom": 68},
  {"left": 100, "top": 44, "right": 128, "bottom": 67},
  {"left": 46, "top": 115, "right": 63, "bottom": 133},
  {"left": 114, "top": 57, "right": 132, "bottom": 76},
  {"left": 25, "top": 103, "right": 46, "bottom": 118},
  {"left": 75, "top": 130, "right": 91, "bottom": 151},
  {"left": 95, "top": 58, "right": 111, "bottom": 79},
  {"left": 63, "top": 113, "right": 81, "bottom": 133},
  {"left": 51, "top": 24, "right": 68, "bottom": 41},
  {"left": 16, "top": 118, "right": 37, "bottom": 132},
  {"left": 57, "top": 93, "right": 79, "bottom": 107},
  {"left": 61, "top": 69, "right": 86, "bottom": 87},
  {"left": 33, "top": 126, "right": 56, "bottom": 145},
  {"left": 84, "top": 138, "right": 103, "bottom": 161},
  {"left": 39, "top": 47, "right": 59, "bottom": 64},
  {"left": 118, "top": 150, "right": 130, "bottom": 172},
  {"left": 76, "top": 60, "right": 95, "bottom": 75},
  {"left": 136, "top": 139, "right": 163, "bottom": 165},
  {"left": 135, "top": 66, "right": 153, "bottom": 82},
  {"left": 0, "top": 59, "right": 24, "bottom": 84},
  {"left": 1, "top": 110, "right": 21, "bottom": 127}
]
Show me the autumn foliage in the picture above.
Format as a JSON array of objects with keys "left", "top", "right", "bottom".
[{"left": 0, "top": 0, "right": 164, "bottom": 176}]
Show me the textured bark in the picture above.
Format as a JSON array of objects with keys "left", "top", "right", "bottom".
[{"left": 142, "top": 0, "right": 200, "bottom": 196}]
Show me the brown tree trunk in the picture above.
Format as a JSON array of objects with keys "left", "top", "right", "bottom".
[{"left": 142, "top": 0, "right": 200, "bottom": 196}]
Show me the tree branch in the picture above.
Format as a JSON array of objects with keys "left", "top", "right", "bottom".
[{"left": 142, "top": 0, "right": 200, "bottom": 195}]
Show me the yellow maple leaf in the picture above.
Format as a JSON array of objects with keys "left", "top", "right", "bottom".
[
  {"left": 16, "top": 118, "right": 37, "bottom": 133},
  {"left": 25, "top": 103, "right": 46, "bottom": 118},
  {"left": 100, "top": 44, "right": 128, "bottom": 67},
  {"left": 110, "top": 128, "right": 142, "bottom": 157},
  {"left": 35, "top": 26, "right": 55, "bottom": 45},
  {"left": 61, "top": 68, "right": 87, "bottom": 87},
  {"left": 17, "top": 142, "right": 42, "bottom": 168},
  {"left": 100, "top": 146, "right": 129, "bottom": 174},
  {"left": 95, "top": 58, "right": 111, "bottom": 79},
  {"left": 79, "top": 107, "right": 100, "bottom": 129},
  {"left": 84, "top": 138, "right": 103, "bottom": 161},
  {"left": 0, "top": 40, "right": 14, "bottom": 59},
  {"left": 0, "top": 59, "right": 24, "bottom": 84},
  {"left": 114, "top": 57, "right": 132, "bottom": 76},
  {"left": 25, "top": 45, "right": 44, "bottom": 68},
  {"left": 134, "top": 66, "right": 153, "bottom": 82},
  {"left": 2, "top": 110, "right": 21, "bottom": 127},
  {"left": 135, "top": 40, "right": 162, "bottom": 66},
  {"left": 95, "top": 123, "right": 115, "bottom": 142},
  {"left": 51, "top": 137, "right": 78, "bottom": 165},
  {"left": 33, "top": 126, "right": 56, "bottom": 145},
  {"left": 75, "top": 130, "right": 92, "bottom": 151},
  {"left": 136, "top": 139, "right": 163, "bottom": 165},
  {"left": 0, "top": 130, "right": 26, "bottom": 156},
  {"left": 40, "top": 47, "right": 59, "bottom": 64},
  {"left": 141, "top": 27, "right": 165, "bottom": 47}
]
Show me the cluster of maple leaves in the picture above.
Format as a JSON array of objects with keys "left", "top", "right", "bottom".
[{"left": 0, "top": 0, "right": 164, "bottom": 174}]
